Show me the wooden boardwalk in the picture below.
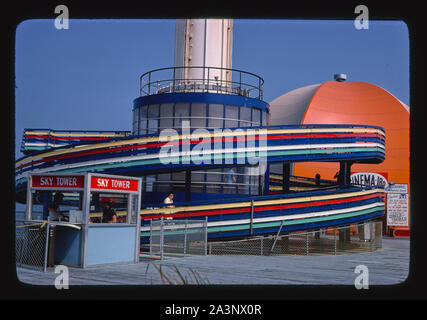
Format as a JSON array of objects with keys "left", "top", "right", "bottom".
[{"left": 16, "top": 237, "right": 409, "bottom": 286}]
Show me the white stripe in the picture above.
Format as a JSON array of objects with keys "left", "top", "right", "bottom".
[
  {"left": 16, "top": 141, "right": 384, "bottom": 178},
  {"left": 24, "top": 143, "right": 68, "bottom": 148},
  {"left": 17, "top": 127, "right": 384, "bottom": 166},
  {"left": 140, "top": 202, "right": 384, "bottom": 232}
]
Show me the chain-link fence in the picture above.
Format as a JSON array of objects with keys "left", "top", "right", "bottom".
[
  {"left": 147, "top": 218, "right": 208, "bottom": 260},
  {"left": 15, "top": 220, "right": 50, "bottom": 272},
  {"left": 208, "top": 220, "right": 383, "bottom": 256}
]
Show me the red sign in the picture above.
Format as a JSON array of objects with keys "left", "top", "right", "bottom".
[
  {"left": 32, "top": 175, "right": 85, "bottom": 189},
  {"left": 90, "top": 176, "right": 139, "bottom": 192}
]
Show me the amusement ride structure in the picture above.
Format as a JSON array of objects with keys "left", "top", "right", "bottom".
[{"left": 15, "top": 19, "right": 386, "bottom": 242}]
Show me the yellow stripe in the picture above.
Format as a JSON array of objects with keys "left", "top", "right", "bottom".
[
  {"left": 44, "top": 188, "right": 384, "bottom": 219},
  {"left": 269, "top": 174, "right": 283, "bottom": 180},
  {"left": 25, "top": 131, "right": 129, "bottom": 137},
  {"left": 17, "top": 127, "right": 384, "bottom": 167},
  {"left": 17, "top": 135, "right": 160, "bottom": 166},
  {"left": 88, "top": 210, "right": 127, "bottom": 218},
  {"left": 139, "top": 188, "right": 383, "bottom": 215},
  {"left": 16, "top": 222, "right": 44, "bottom": 228}
]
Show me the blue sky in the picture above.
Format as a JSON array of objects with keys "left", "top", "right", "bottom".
[{"left": 15, "top": 19, "right": 409, "bottom": 159}]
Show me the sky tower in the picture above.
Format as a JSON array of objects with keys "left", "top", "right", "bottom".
[
  {"left": 132, "top": 18, "right": 269, "bottom": 204},
  {"left": 174, "top": 19, "right": 233, "bottom": 87}
]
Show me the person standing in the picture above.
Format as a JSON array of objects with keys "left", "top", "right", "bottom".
[
  {"left": 163, "top": 192, "right": 175, "bottom": 220},
  {"left": 48, "top": 192, "right": 66, "bottom": 221},
  {"left": 101, "top": 201, "right": 117, "bottom": 223},
  {"left": 164, "top": 192, "right": 175, "bottom": 208}
]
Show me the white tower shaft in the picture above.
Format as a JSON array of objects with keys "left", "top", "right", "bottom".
[{"left": 174, "top": 19, "right": 233, "bottom": 86}]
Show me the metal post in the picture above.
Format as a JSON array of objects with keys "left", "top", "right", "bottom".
[
  {"left": 184, "top": 219, "right": 187, "bottom": 256},
  {"left": 338, "top": 161, "right": 352, "bottom": 185},
  {"left": 270, "top": 220, "right": 284, "bottom": 253},
  {"left": 18, "top": 226, "right": 25, "bottom": 267},
  {"left": 207, "top": 67, "right": 210, "bottom": 92},
  {"left": 334, "top": 229, "right": 337, "bottom": 255},
  {"left": 134, "top": 180, "right": 142, "bottom": 264},
  {"left": 204, "top": 216, "right": 208, "bottom": 256},
  {"left": 185, "top": 170, "right": 191, "bottom": 202},
  {"left": 43, "top": 223, "right": 50, "bottom": 272},
  {"left": 26, "top": 176, "right": 32, "bottom": 221},
  {"left": 149, "top": 220, "right": 152, "bottom": 255},
  {"left": 126, "top": 194, "right": 132, "bottom": 224},
  {"left": 23, "top": 226, "right": 30, "bottom": 266},
  {"left": 172, "top": 67, "right": 176, "bottom": 93},
  {"left": 306, "top": 232, "right": 309, "bottom": 256},
  {"left": 160, "top": 217, "right": 164, "bottom": 260},
  {"left": 249, "top": 200, "right": 254, "bottom": 236},
  {"left": 282, "top": 163, "right": 290, "bottom": 193}
]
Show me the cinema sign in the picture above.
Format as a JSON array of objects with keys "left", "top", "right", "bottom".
[{"left": 350, "top": 172, "right": 388, "bottom": 188}]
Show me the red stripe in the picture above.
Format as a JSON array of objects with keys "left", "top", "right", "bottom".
[
  {"left": 270, "top": 133, "right": 384, "bottom": 140},
  {"left": 17, "top": 131, "right": 384, "bottom": 170},
  {"left": 25, "top": 135, "right": 112, "bottom": 141},
  {"left": 141, "top": 192, "right": 382, "bottom": 220}
]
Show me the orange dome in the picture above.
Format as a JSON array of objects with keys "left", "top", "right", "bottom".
[{"left": 269, "top": 80, "right": 410, "bottom": 231}]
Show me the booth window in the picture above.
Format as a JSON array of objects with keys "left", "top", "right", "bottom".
[
  {"left": 89, "top": 192, "right": 139, "bottom": 224},
  {"left": 30, "top": 190, "right": 83, "bottom": 222}
]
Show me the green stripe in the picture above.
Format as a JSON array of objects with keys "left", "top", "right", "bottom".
[
  {"left": 207, "top": 206, "right": 384, "bottom": 233},
  {"left": 140, "top": 205, "right": 384, "bottom": 237},
  {"left": 34, "top": 146, "right": 383, "bottom": 175}
]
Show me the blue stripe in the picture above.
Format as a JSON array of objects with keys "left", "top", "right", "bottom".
[
  {"left": 206, "top": 211, "right": 384, "bottom": 241},
  {"left": 133, "top": 92, "right": 269, "bottom": 111}
]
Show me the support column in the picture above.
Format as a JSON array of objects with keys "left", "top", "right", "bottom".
[
  {"left": 338, "top": 161, "right": 352, "bottom": 185},
  {"left": 338, "top": 228, "right": 351, "bottom": 249},
  {"left": 282, "top": 162, "right": 290, "bottom": 193},
  {"left": 185, "top": 170, "right": 191, "bottom": 202},
  {"left": 42, "top": 192, "right": 52, "bottom": 221}
]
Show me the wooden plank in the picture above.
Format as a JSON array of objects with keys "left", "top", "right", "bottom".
[{"left": 16, "top": 238, "right": 409, "bottom": 286}]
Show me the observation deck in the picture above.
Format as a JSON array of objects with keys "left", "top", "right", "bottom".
[{"left": 139, "top": 66, "right": 264, "bottom": 100}]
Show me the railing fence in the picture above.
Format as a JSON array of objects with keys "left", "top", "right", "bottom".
[
  {"left": 15, "top": 220, "right": 50, "bottom": 272},
  {"left": 147, "top": 217, "right": 208, "bottom": 260},
  {"left": 208, "top": 220, "right": 382, "bottom": 256}
]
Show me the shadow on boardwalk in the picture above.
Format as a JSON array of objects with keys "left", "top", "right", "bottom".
[{"left": 17, "top": 237, "right": 409, "bottom": 286}]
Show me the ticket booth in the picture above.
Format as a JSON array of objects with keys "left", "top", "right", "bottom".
[{"left": 25, "top": 172, "right": 142, "bottom": 268}]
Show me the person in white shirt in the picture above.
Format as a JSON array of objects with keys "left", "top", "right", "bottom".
[
  {"left": 163, "top": 192, "right": 175, "bottom": 220},
  {"left": 164, "top": 193, "right": 175, "bottom": 207}
]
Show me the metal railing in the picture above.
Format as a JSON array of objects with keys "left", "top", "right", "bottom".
[
  {"left": 207, "top": 220, "right": 383, "bottom": 256},
  {"left": 139, "top": 66, "right": 264, "bottom": 100},
  {"left": 21, "top": 128, "right": 131, "bottom": 154},
  {"left": 146, "top": 217, "right": 208, "bottom": 260},
  {"left": 15, "top": 220, "right": 50, "bottom": 272}
]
